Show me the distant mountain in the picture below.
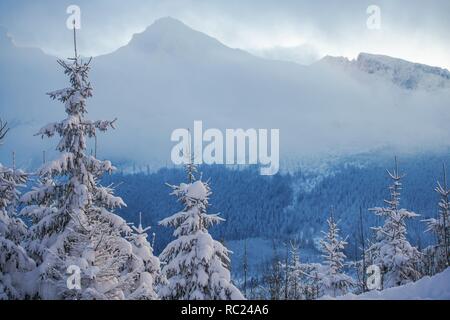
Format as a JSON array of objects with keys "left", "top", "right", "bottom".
[
  {"left": 124, "top": 17, "right": 243, "bottom": 57},
  {"left": 1, "top": 18, "right": 450, "bottom": 168},
  {"left": 319, "top": 53, "right": 450, "bottom": 90}
]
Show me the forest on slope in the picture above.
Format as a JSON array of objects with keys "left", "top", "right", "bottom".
[{"left": 103, "top": 151, "right": 449, "bottom": 266}]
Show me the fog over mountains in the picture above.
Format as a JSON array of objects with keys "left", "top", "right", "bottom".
[
  {"left": 319, "top": 53, "right": 450, "bottom": 90},
  {"left": 1, "top": 17, "right": 450, "bottom": 169}
]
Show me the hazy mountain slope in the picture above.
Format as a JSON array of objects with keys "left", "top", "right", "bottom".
[
  {"left": 89, "top": 17, "right": 317, "bottom": 164},
  {"left": 0, "top": 27, "right": 65, "bottom": 167},
  {"left": 1, "top": 18, "right": 450, "bottom": 168}
]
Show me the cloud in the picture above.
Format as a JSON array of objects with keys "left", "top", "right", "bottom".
[
  {"left": 0, "top": 1, "right": 449, "bottom": 68},
  {"left": 250, "top": 44, "right": 321, "bottom": 65},
  {"left": 1, "top": 16, "right": 450, "bottom": 170}
]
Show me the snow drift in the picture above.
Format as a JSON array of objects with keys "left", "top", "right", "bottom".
[{"left": 335, "top": 268, "right": 450, "bottom": 300}]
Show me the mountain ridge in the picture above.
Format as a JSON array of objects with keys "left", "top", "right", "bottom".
[
  {"left": 2, "top": 17, "right": 450, "bottom": 86},
  {"left": 318, "top": 52, "right": 450, "bottom": 90},
  {"left": 1, "top": 17, "right": 450, "bottom": 168}
]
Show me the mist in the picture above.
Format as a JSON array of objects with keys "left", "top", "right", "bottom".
[{"left": 1, "top": 18, "right": 450, "bottom": 171}]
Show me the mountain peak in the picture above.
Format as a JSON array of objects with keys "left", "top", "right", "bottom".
[
  {"left": 151, "top": 16, "right": 189, "bottom": 29},
  {"left": 126, "top": 17, "right": 225, "bottom": 54}
]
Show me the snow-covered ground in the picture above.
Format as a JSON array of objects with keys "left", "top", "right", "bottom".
[{"left": 333, "top": 268, "right": 450, "bottom": 300}]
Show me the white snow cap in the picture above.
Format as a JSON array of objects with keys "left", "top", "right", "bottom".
[{"left": 186, "top": 181, "right": 208, "bottom": 200}]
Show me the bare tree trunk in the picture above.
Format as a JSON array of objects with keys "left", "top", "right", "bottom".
[
  {"left": 442, "top": 164, "right": 449, "bottom": 268},
  {"left": 359, "top": 206, "right": 367, "bottom": 292},
  {"left": 284, "top": 242, "right": 289, "bottom": 300},
  {"left": 243, "top": 239, "right": 248, "bottom": 297}
]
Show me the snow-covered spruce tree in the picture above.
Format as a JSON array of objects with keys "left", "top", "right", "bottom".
[
  {"left": 185, "top": 158, "right": 197, "bottom": 184},
  {"left": 159, "top": 168, "right": 244, "bottom": 300},
  {"left": 283, "top": 241, "right": 305, "bottom": 300},
  {"left": 125, "top": 212, "right": 163, "bottom": 300},
  {"left": 319, "top": 214, "right": 354, "bottom": 297},
  {"left": 280, "top": 252, "right": 322, "bottom": 300},
  {"left": 366, "top": 158, "right": 421, "bottom": 289},
  {"left": 265, "top": 245, "right": 283, "bottom": 300},
  {"left": 355, "top": 207, "right": 368, "bottom": 293},
  {"left": 423, "top": 165, "right": 450, "bottom": 274},
  {"left": 271, "top": 240, "right": 327, "bottom": 300},
  {"left": 0, "top": 119, "right": 35, "bottom": 299},
  {"left": 302, "top": 264, "right": 322, "bottom": 300},
  {"left": 20, "top": 30, "right": 139, "bottom": 300}
]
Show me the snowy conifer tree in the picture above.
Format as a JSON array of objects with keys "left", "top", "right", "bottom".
[
  {"left": 184, "top": 130, "right": 197, "bottom": 184},
  {"left": 265, "top": 245, "right": 283, "bottom": 300},
  {"left": 284, "top": 241, "right": 304, "bottom": 300},
  {"left": 367, "top": 158, "right": 421, "bottom": 289},
  {"left": 423, "top": 165, "right": 450, "bottom": 273},
  {"left": 319, "top": 214, "right": 354, "bottom": 297},
  {"left": 124, "top": 213, "right": 163, "bottom": 300},
  {"left": 282, "top": 253, "right": 322, "bottom": 300},
  {"left": 0, "top": 119, "right": 35, "bottom": 299},
  {"left": 159, "top": 174, "right": 244, "bottom": 300},
  {"left": 20, "top": 28, "right": 136, "bottom": 300}
]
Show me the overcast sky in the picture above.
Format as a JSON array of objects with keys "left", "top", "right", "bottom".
[{"left": 0, "top": 0, "right": 449, "bottom": 68}]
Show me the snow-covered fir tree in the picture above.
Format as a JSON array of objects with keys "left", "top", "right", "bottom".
[
  {"left": 184, "top": 130, "right": 197, "bottom": 184},
  {"left": 283, "top": 241, "right": 306, "bottom": 300},
  {"left": 20, "top": 28, "right": 139, "bottom": 300},
  {"left": 278, "top": 244, "right": 322, "bottom": 300},
  {"left": 185, "top": 158, "right": 197, "bottom": 184},
  {"left": 366, "top": 158, "right": 421, "bottom": 289},
  {"left": 159, "top": 161, "right": 244, "bottom": 300},
  {"left": 0, "top": 119, "right": 35, "bottom": 299},
  {"left": 354, "top": 207, "right": 368, "bottom": 293},
  {"left": 301, "top": 263, "right": 322, "bottom": 300},
  {"left": 125, "top": 212, "right": 163, "bottom": 300},
  {"left": 423, "top": 165, "right": 450, "bottom": 273},
  {"left": 265, "top": 245, "right": 284, "bottom": 300},
  {"left": 319, "top": 214, "right": 354, "bottom": 297}
]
